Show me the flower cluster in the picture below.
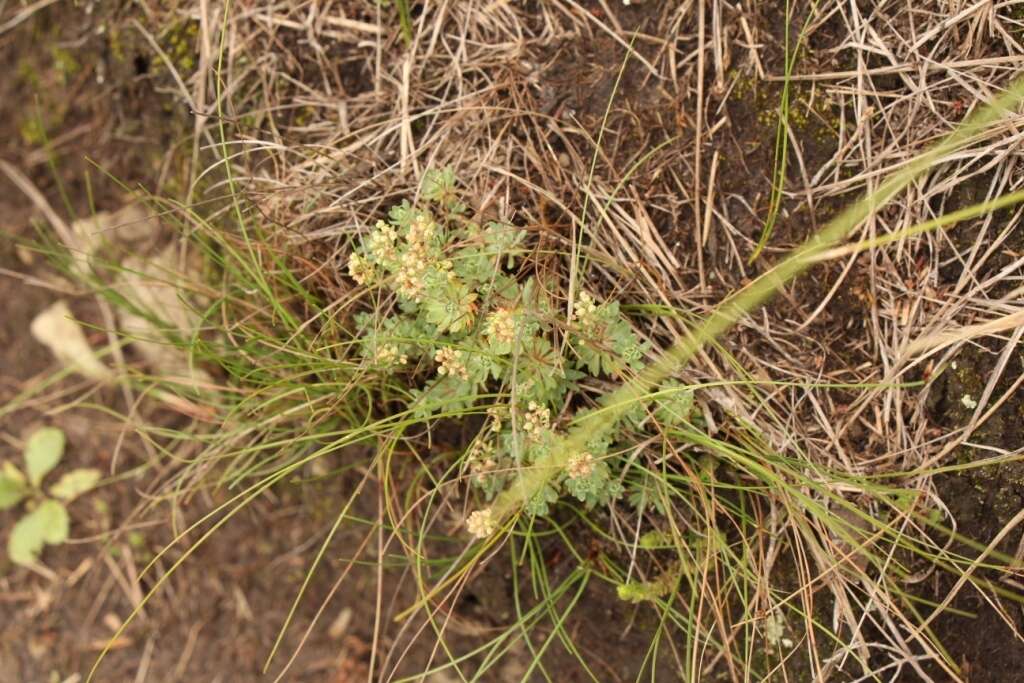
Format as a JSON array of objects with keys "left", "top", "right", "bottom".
[
  {"left": 466, "top": 508, "right": 497, "bottom": 538},
  {"left": 435, "top": 346, "right": 469, "bottom": 381},
  {"left": 566, "top": 451, "right": 594, "bottom": 480},
  {"left": 395, "top": 252, "right": 430, "bottom": 301},
  {"left": 572, "top": 290, "right": 600, "bottom": 329},
  {"left": 373, "top": 343, "right": 408, "bottom": 367},
  {"left": 347, "top": 253, "right": 375, "bottom": 285},
  {"left": 407, "top": 213, "right": 436, "bottom": 248},
  {"left": 367, "top": 220, "right": 398, "bottom": 264},
  {"left": 484, "top": 307, "right": 517, "bottom": 350},
  {"left": 521, "top": 401, "right": 551, "bottom": 441}
]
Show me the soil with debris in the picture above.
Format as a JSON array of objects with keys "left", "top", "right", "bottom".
[{"left": 3, "top": 1, "right": 1024, "bottom": 682}]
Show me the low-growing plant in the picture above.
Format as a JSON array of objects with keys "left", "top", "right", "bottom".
[
  {"left": 346, "top": 169, "right": 701, "bottom": 526},
  {"left": 0, "top": 426, "right": 101, "bottom": 566}
]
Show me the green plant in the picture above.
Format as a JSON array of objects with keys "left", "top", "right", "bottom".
[
  {"left": 346, "top": 169, "right": 678, "bottom": 526},
  {"left": 616, "top": 559, "right": 681, "bottom": 603},
  {"left": 1, "top": 426, "right": 101, "bottom": 566}
]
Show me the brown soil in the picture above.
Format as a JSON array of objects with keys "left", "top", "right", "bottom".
[{"left": 917, "top": 240, "right": 1024, "bottom": 681}]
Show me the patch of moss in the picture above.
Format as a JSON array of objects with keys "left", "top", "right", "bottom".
[
  {"left": 160, "top": 19, "right": 200, "bottom": 75},
  {"left": 19, "top": 116, "right": 48, "bottom": 146},
  {"left": 51, "top": 46, "right": 80, "bottom": 83},
  {"left": 730, "top": 70, "right": 842, "bottom": 153},
  {"left": 17, "top": 59, "right": 41, "bottom": 88}
]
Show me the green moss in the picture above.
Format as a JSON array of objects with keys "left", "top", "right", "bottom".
[
  {"left": 19, "top": 117, "right": 48, "bottom": 146},
  {"left": 159, "top": 19, "right": 200, "bottom": 74},
  {"left": 17, "top": 59, "right": 40, "bottom": 88},
  {"left": 729, "top": 70, "right": 842, "bottom": 151},
  {"left": 50, "top": 46, "right": 80, "bottom": 83}
]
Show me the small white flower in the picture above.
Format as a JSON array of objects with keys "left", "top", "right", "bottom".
[
  {"left": 566, "top": 451, "right": 594, "bottom": 480},
  {"left": 435, "top": 346, "right": 469, "bottom": 381},
  {"left": 407, "top": 213, "right": 436, "bottom": 251},
  {"left": 573, "top": 290, "right": 600, "bottom": 329},
  {"left": 466, "top": 508, "right": 497, "bottom": 538},
  {"left": 373, "top": 344, "right": 407, "bottom": 367},
  {"left": 961, "top": 394, "right": 978, "bottom": 409},
  {"left": 522, "top": 401, "right": 551, "bottom": 441},
  {"left": 395, "top": 251, "right": 429, "bottom": 301},
  {"left": 485, "top": 307, "right": 517, "bottom": 347},
  {"left": 367, "top": 220, "right": 398, "bottom": 264},
  {"left": 347, "top": 253, "right": 375, "bottom": 285},
  {"left": 764, "top": 612, "right": 786, "bottom": 646}
]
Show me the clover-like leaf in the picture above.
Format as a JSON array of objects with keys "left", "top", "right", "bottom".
[
  {"left": 7, "top": 500, "right": 69, "bottom": 566},
  {"left": 24, "top": 427, "right": 66, "bottom": 487},
  {"left": 0, "top": 462, "right": 28, "bottom": 510},
  {"left": 49, "top": 468, "right": 102, "bottom": 501}
]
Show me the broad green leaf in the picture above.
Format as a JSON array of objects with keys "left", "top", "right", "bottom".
[
  {"left": 49, "top": 468, "right": 101, "bottom": 501},
  {"left": 7, "top": 500, "right": 68, "bottom": 565},
  {"left": 38, "top": 500, "right": 70, "bottom": 545},
  {"left": 24, "top": 427, "right": 65, "bottom": 487},
  {"left": 8, "top": 512, "right": 45, "bottom": 566},
  {"left": 0, "top": 465, "right": 28, "bottom": 510}
]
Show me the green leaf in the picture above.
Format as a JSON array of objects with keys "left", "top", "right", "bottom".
[
  {"left": 49, "top": 468, "right": 101, "bottom": 501},
  {"left": 24, "top": 427, "right": 66, "bottom": 487},
  {"left": 654, "top": 381, "right": 696, "bottom": 426},
  {"left": 7, "top": 500, "right": 69, "bottom": 565},
  {"left": 524, "top": 483, "right": 559, "bottom": 517},
  {"left": 8, "top": 513, "right": 45, "bottom": 566},
  {"left": 38, "top": 500, "right": 70, "bottom": 544},
  {"left": 422, "top": 281, "right": 477, "bottom": 334},
  {"left": 0, "top": 464, "right": 28, "bottom": 510},
  {"left": 421, "top": 167, "right": 463, "bottom": 211},
  {"left": 482, "top": 221, "right": 526, "bottom": 267}
]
